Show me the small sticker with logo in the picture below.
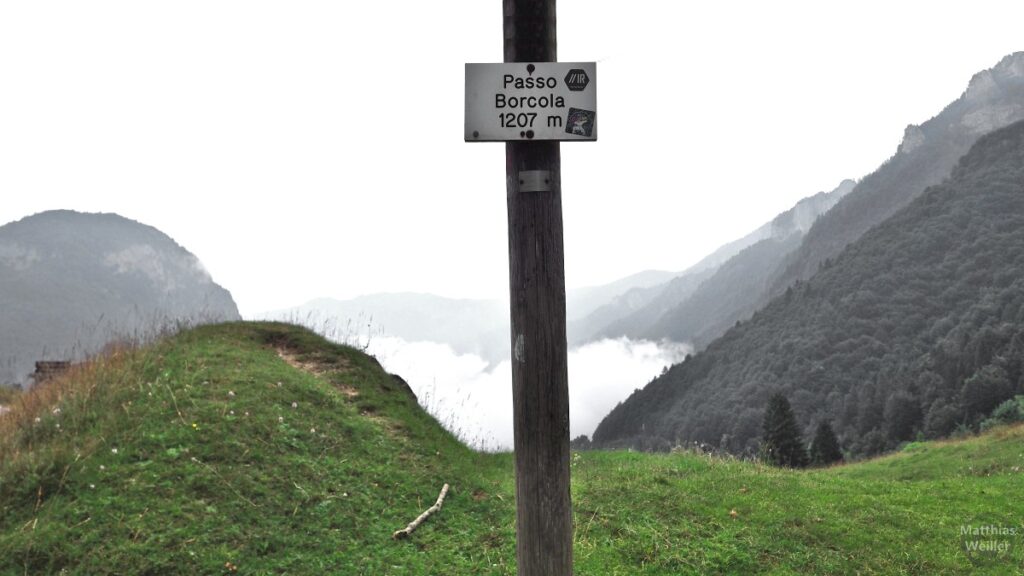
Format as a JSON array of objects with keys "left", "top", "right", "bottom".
[
  {"left": 564, "top": 69, "right": 590, "bottom": 92},
  {"left": 565, "top": 108, "right": 596, "bottom": 137}
]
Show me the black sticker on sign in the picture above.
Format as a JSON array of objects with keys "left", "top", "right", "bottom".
[
  {"left": 564, "top": 69, "right": 590, "bottom": 92},
  {"left": 565, "top": 108, "right": 595, "bottom": 137}
]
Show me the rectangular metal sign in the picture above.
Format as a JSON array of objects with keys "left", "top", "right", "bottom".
[{"left": 465, "top": 62, "right": 597, "bottom": 142}]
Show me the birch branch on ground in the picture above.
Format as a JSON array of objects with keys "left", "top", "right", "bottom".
[{"left": 392, "top": 483, "right": 450, "bottom": 539}]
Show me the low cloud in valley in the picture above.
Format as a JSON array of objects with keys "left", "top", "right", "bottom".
[{"left": 365, "top": 335, "right": 690, "bottom": 450}]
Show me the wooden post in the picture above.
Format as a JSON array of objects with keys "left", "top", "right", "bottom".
[{"left": 503, "top": 1, "right": 573, "bottom": 575}]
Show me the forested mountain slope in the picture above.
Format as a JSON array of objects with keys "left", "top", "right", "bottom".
[{"left": 594, "top": 118, "right": 1024, "bottom": 459}]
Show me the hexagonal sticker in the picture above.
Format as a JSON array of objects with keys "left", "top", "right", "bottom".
[{"left": 564, "top": 69, "right": 590, "bottom": 92}]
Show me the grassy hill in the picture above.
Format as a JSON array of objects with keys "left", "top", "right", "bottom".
[{"left": 1, "top": 323, "right": 1021, "bottom": 574}]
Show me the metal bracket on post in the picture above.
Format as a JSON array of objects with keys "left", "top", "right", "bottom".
[{"left": 518, "top": 170, "right": 552, "bottom": 192}]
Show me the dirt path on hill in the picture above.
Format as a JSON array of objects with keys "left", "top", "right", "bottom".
[{"left": 274, "top": 347, "right": 359, "bottom": 398}]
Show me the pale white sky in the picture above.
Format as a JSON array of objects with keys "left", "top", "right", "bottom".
[{"left": 1, "top": 1, "right": 1022, "bottom": 316}]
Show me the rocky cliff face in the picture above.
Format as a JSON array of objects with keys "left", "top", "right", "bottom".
[
  {"left": 0, "top": 211, "right": 240, "bottom": 386},
  {"left": 769, "top": 180, "right": 856, "bottom": 239}
]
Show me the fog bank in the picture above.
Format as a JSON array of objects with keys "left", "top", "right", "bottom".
[{"left": 365, "top": 336, "right": 690, "bottom": 450}]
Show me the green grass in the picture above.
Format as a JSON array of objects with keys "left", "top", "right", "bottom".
[{"left": 1, "top": 322, "right": 1021, "bottom": 575}]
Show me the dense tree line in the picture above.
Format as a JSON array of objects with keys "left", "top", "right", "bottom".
[{"left": 593, "top": 119, "right": 1024, "bottom": 459}]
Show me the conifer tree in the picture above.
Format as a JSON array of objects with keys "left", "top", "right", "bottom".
[
  {"left": 809, "top": 420, "right": 843, "bottom": 466},
  {"left": 762, "top": 394, "right": 809, "bottom": 468}
]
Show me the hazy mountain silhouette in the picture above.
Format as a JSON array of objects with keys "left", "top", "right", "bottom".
[
  {"left": 273, "top": 271, "right": 677, "bottom": 363},
  {"left": 275, "top": 293, "right": 509, "bottom": 362},
  {"left": 0, "top": 210, "right": 240, "bottom": 385},
  {"left": 642, "top": 180, "right": 856, "bottom": 348},
  {"left": 576, "top": 179, "right": 854, "bottom": 346}
]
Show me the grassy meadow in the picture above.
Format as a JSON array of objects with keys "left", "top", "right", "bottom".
[{"left": 0, "top": 323, "right": 1021, "bottom": 575}]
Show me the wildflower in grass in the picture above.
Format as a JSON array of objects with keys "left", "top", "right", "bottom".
[
  {"left": 278, "top": 416, "right": 284, "bottom": 423},
  {"left": 111, "top": 448, "right": 118, "bottom": 454},
  {"left": 52, "top": 407, "right": 61, "bottom": 416},
  {"left": 99, "top": 465, "right": 105, "bottom": 471},
  {"left": 276, "top": 382, "right": 282, "bottom": 387},
  {"left": 229, "top": 410, "right": 235, "bottom": 416},
  {"left": 244, "top": 411, "right": 250, "bottom": 417},
  {"left": 34, "top": 417, "right": 41, "bottom": 424},
  {"left": 291, "top": 402, "right": 298, "bottom": 409},
  {"left": 192, "top": 423, "right": 199, "bottom": 430},
  {"left": 310, "top": 428, "right": 316, "bottom": 433},
  {"left": 89, "top": 484, "right": 95, "bottom": 489},
  {"left": 228, "top": 391, "right": 235, "bottom": 398}
]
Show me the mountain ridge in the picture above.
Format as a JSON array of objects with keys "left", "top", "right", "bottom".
[
  {"left": 593, "top": 116, "right": 1024, "bottom": 458},
  {"left": 587, "top": 53, "right": 1024, "bottom": 353},
  {"left": 270, "top": 269, "right": 680, "bottom": 363},
  {"left": 768, "top": 51, "right": 1024, "bottom": 298},
  {"left": 584, "top": 179, "right": 855, "bottom": 345}
]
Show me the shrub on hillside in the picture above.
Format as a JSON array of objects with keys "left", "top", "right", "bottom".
[{"left": 980, "top": 395, "right": 1024, "bottom": 431}]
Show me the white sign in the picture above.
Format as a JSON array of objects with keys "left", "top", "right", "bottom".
[{"left": 465, "top": 62, "right": 597, "bottom": 142}]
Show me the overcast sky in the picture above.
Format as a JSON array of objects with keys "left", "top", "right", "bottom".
[{"left": 1, "top": 1, "right": 1022, "bottom": 317}]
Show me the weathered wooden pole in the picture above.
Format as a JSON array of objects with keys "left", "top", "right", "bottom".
[{"left": 503, "top": 0, "right": 573, "bottom": 574}]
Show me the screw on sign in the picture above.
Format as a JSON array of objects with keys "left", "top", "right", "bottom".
[{"left": 564, "top": 69, "right": 590, "bottom": 91}]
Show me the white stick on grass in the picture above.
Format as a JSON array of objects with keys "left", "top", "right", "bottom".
[{"left": 392, "top": 483, "right": 450, "bottom": 539}]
